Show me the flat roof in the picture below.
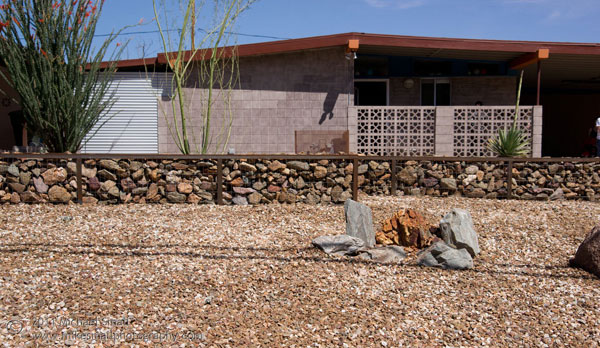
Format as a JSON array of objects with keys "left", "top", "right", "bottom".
[
  {"left": 114, "top": 32, "right": 600, "bottom": 91},
  {"left": 116, "top": 32, "right": 600, "bottom": 69}
]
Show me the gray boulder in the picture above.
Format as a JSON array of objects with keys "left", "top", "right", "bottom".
[
  {"left": 312, "top": 235, "right": 365, "bottom": 256},
  {"left": 232, "top": 196, "right": 248, "bottom": 205},
  {"left": 440, "top": 208, "right": 480, "bottom": 257},
  {"left": 359, "top": 246, "right": 406, "bottom": 263},
  {"left": 344, "top": 199, "right": 375, "bottom": 247},
  {"left": 417, "top": 241, "right": 473, "bottom": 270}
]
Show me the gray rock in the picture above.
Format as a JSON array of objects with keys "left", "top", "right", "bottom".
[
  {"left": 7, "top": 164, "right": 19, "bottom": 177},
  {"left": 166, "top": 192, "right": 186, "bottom": 203},
  {"left": 417, "top": 241, "right": 473, "bottom": 270},
  {"left": 33, "top": 176, "right": 48, "bottom": 194},
  {"left": 465, "top": 165, "right": 479, "bottom": 175},
  {"left": 550, "top": 188, "right": 564, "bottom": 201},
  {"left": 232, "top": 186, "right": 255, "bottom": 195},
  {"left": 232, "top": 195, "right": 248, "bottom": 205},
  {"left": 359, "top": 246, "right": 406, "bottom": 263},
  {"left": 287, "top": 161, "right": 309, "bottom": 171},
  {"left": 312, "top": 235, "right": 365, "bottom": 256},
  {"left": 344, "top": 199, "right": 375, "bottom": 248},
  {"left": 440, "top": 178, "right": 457, "bottom": 191},
  {"left": 357, "top": 164, "right": 369, "bottom": 175},
  {"left": 440, "top": 208, "right": 480, "bottom": 257}
]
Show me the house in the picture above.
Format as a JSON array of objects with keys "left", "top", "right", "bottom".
[{"left": 2, "top": 32, "right": 600, "bottom": 156}]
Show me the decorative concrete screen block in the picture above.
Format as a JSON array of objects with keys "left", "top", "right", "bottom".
[
  {"left": 453, "top": 106, "right": 533, "bottom": 157},
  {"left": 357, "top": 107, "right": 435, "bottom": 156}
]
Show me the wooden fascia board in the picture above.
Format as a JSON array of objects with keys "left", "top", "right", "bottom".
[{"left": 508, "top": 49, "right": 550, "bottom": 70}]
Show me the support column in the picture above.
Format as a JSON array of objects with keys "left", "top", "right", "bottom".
[
  {"left": 434, "top": 106, "right": 454, "bottom": 157},
  {"left": 532, "top": 106, "right": 543, "bottom": 157},
  {"left": 537, "top": 60, "right": 542, "bottom": 106},
  {"left": 348, "top": 106, "right": 358, "bottom": 153}
]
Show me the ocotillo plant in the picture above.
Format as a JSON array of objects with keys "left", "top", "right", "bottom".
[{"left": 0, "top": 0, "right": 125, "bottom": 152}]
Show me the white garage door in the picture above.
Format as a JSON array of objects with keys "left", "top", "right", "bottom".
[{"left": 81, "top": 72, "right": 172, "bottom": 154}]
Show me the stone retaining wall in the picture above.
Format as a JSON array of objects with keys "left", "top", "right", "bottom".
[{"left": 0, "top": 157, "right": 598, "bottom": 204}]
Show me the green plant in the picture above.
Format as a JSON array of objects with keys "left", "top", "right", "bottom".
[
  {"left": 153, "top": 0, "right": 253, "bottom": 154},
  {"left": 487, "top": 70, "right": 530, "bottom": 157},
  {"left": 0, "top": 0, "right": 126, "bottom": 152}
]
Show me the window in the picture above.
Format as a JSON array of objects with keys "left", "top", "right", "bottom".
[
  {"left": 421, "top": 78, "right": 450, "bottom": 106},
  {"left": 354, "top": 80, "right": 388, "bottom": 106}
]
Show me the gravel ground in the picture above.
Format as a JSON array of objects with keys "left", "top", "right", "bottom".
[{"left": 0, "top": 196, "right": 599, "bottom": 347}]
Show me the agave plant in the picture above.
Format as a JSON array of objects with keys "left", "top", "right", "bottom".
[
  {"left": 488, "top": 126, "right": 530, "bottom": 157},
  {"left": 487, "top": 70, "right": 530, "bottom": 157}
]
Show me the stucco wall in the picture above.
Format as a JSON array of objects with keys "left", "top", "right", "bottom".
[{"left": 158, "top": 47, "right": 354, "bottom": 154}]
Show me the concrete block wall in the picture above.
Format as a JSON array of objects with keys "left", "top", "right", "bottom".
[{"left": 158, "top": 47, "right": 354, "bottom": 154}]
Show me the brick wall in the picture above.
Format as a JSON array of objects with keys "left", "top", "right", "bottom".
[
  {"left": 450, "top": 76, "right": 516, "bottom": 106},
  {"left": 158, "top": 47, "right": 353, "bottom": 154}
]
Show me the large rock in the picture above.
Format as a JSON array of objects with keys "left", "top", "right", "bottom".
[
  {"left": 344, "top": 199, "right": 375, "bottom": 248},
  {"left": 570, "top": 225, "right": 600, "bottom": 277},
  {"left": 239, "top": 162, "right": 257, "bottom": 172},
  {"left": 398, "top": 168, "right": 417, "bottom": 186},
  {"left": 439, "top": 208, "right": 480, "bottom": 257},
  {"left": 287, "top": 161, "right": 309, "bottom": 171},
  {"left": 232, "top": 196, "right": 248, "bottom": 205},
  {"left": 33, "top": 177, "right": 48, "bottom": 194},
  {"left": 417, "top": 241, "right": 473, "bottom": 270},
  {"left": 98, "top": 159, "right": 121, "bottom": 171},
  {"left": 440, "top": 178, "right": 457, "bottom": 191},
  {"left": 376, "top": 209, "right": 434, "bottom": 248},
  {"left": 359, "top": 246, "right": 406, "bottom": 263},
  {"left": 166, "top": 192, "right": 186, "bottom": 203},
  {"left": 48, "top": 186, "right": 72, "bottom": 203},
  {"left": 7, "top": 164, "right": 19, "bottom": 177},
  {"left": 42, "top": 168, "right": 67, "bottom": 185},
  {"left": 312, "top": 235, "right": 365, "bottom": 256}
]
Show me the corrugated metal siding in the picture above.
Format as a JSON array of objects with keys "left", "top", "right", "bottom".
[{"left": 82, "top": 72, "right": 172, "bottom": 154}]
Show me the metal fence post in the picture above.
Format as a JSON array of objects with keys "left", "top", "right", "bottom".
[
  {"left": 352, "top": 157, "right": 359, "bottom": 201},
  {"left": 216, "top": 158, "right": 223, "bottom": 205},
  {"left": 76, "top": 158, "right": 83, "bottom": 204},
  {"left": 506, "top": 159, "right": 513, "bottom": 199},
  {"left": 391, "top": 158, "right": 397, "bottom": 196}
]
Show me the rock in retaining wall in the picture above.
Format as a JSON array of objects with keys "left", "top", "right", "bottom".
[{"left": 1, "top": 158, "right": 599, "bottom": 204}]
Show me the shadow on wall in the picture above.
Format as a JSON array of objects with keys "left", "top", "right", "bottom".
[{"left": 319, "top": 90, "right": 339, "bottom": 125}]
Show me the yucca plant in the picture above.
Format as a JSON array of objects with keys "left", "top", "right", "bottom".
[{"left": 487, "top": 70, "right": 530, "bottom": 157}]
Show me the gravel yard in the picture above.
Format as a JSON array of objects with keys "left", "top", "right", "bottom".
[{"left": 0, "top": 196, "right": 599, "bottom": 347}]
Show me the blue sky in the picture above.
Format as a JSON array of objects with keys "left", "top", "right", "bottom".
[{"left": 95, "top": 0, "right": 600, "bottom": 59}]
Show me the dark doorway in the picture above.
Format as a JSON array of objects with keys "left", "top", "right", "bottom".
[{"left": 354, "top": 81, "right": 387, "bottom": 106}]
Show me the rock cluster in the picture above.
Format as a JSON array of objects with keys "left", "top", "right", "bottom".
[
  {"left": 375, "top": 209, "right": 435, "bottom": 248},
  {"left": 312, "top": 199, "right": 406, "bottom": 263},
  {"left": 417, "top": 208, "right": 481, "bottom": 270}
]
